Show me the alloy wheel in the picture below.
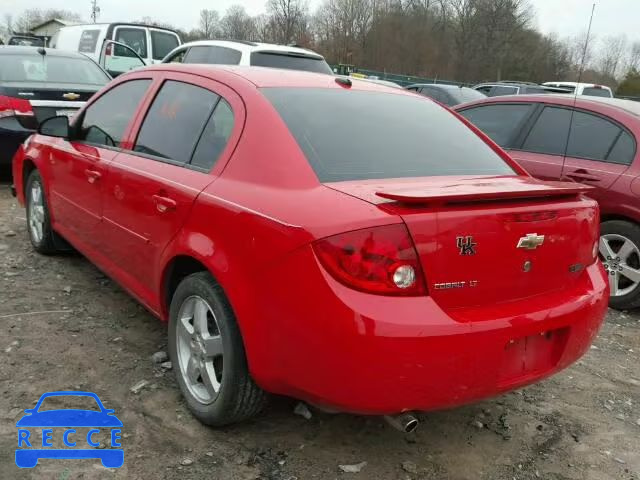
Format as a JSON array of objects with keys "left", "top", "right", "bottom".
[
  {"left": 28, "top": 180, "right": 45, "bottom": 244},
  {"left": 599, "top": 234, "right": 640, "bottom": 297},
  {"left": 176, "top": 295, "right": 224, "bottom": 404}
]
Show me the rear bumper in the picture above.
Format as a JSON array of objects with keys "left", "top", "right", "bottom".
[{"left": 248, "top": 248, "right": 608, "bottom": 415}]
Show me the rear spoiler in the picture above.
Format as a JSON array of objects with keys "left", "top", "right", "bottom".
[{"left": 376, "top": 180, "right": 593, "bottom": 205}]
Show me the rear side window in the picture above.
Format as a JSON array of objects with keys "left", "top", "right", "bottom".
[
  {"left": 151, "top": 31, "right": 179, "bottom": 60},
  {"left": 191, "top": 100, "right": 235, "bottom": 170},
  {"left": 134, "top": 81, "right": 219, "bottom": 164},
  {"left": 114, "top": 28, "right": 147, "bottom": 58},
  {"left": 460, "top": 104, "right": 533, "bottom": 147},
  {"left": 262, "top": 88, "right": 515, "bottom": 182},
  {"left": 78, "top": 29, "right": 100, "bottom": 53},
  {"left": 184, "top": 46, "right": 241, "bottom": 65},
  {"left": 607, "top": 131, "right": 636, "bottom": 165},
  {"left": 421, "top": 88, "right": 451, "bottom": 105},
  {"left": 78, "top": 80, "right": 151, "bottom": 147},
  {"left": 250, "top": 52, "right": 333, "bottom": 75},
  {"left": 566, "top": 110, "right": 621, "bottom": 160}
]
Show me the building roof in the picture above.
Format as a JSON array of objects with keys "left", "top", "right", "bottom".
[{"left": 30, "top": 18, "right": 79, "bottom": 31}]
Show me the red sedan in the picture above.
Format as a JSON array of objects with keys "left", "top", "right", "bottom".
[
  {"left": 455, "top": 95, "right": 640, "bottom": 309},
  {"left": 12, "top": 65, "right": 608, "bottom": 426}
]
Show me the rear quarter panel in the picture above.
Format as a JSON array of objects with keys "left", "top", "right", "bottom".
[{"left": 157, "top": 87, "right": 400, "bottom": 381}]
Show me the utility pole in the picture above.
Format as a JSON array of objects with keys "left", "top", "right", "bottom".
[{"left": 91, "top": 0, "right": 100, "bottom": 23}]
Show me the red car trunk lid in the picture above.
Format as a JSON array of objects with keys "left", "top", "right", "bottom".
[{"left": 327, "top": 176, "right": 599, "bottom": 311}]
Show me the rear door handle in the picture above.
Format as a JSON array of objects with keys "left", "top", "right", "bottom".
[
  {"left": 152, "top": 194, "right": 177, "bottom": 213},
  {"left": 566, "top": 172, "right": 600, "bottom": 182},
  {"left": 85, "top": 169, "right": 102, "bottom": 184}
]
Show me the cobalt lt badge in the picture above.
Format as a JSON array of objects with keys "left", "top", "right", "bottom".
[{"left": 456, "top": 236, "right": 476, "bottom": 256}]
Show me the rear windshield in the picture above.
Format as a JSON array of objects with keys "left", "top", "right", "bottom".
[
  {"left": 582, "top": 87, "right": 612, "bottom": 98},
  {"left": 452, "top": 87, "right": 487, "bottom": 103},
  {"left": 262, "top": 88, "right": 515, "bottom": 182},
  {"left": 0, "top": 54, "right": 110, "bottom": 84},
  {"left": 250, "top": 52, "right": 333, "bottom": 75}
]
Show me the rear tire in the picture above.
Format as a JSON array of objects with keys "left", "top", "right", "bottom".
[
  {"left": 600, "top": 220, "right": 640, "bottom": 310},
  {"left": 168, "top": 272, "right": 267, "bottom": 426},
  {"left": 25, "top": 169, "right": 59, "bottom": 255}
]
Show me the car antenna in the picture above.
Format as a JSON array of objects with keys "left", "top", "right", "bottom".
[{"left": 561, "top": 3, "right": 596, "bottom": 175}]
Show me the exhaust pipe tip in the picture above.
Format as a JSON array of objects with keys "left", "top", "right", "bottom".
[{"left": 384, "top": 413, "right": 419, "bottom": 433}]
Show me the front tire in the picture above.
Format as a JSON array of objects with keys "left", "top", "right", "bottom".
[
  {"left": 168, "top": 272, "right": 267, "bottom": 426},
  {"left": 25, "top": 169, "right": 59, "bottom": 255},
  {"left": 600, "top": 220, "right": 640, "bottom": 310}
]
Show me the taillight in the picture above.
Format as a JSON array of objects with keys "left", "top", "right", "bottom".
[
  {"left": 0, "top": 95, "right": 35, "bottom": 119},
  {"left": 105, "top": 43, "right": 113, "bottom": 56},
  {"left": 313, "top": 224, "right": 427, "bottom": 296}
]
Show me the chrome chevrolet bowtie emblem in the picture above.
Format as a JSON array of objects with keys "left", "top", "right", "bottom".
[
  {"left": 63, "top": 92, "right": 80, "bottom": 100},
  {"left": 517, "top": 233, "right": 545, "bottom": 250}
]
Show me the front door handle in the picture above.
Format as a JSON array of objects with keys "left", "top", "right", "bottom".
[
  {"left": 152, "top": 194, "right": 177, "bottom": 213},
  {"left": 85, "top": 169, "right": 102, "bottom": 184}
]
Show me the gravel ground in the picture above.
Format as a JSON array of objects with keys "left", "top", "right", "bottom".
[{"left": 0, "top": 178, "right": 638, "bottom": 480}]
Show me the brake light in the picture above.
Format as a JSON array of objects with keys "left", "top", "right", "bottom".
[
  {"left": 0, "top": 95, "right": 34, "bottom": 119},
  {"left": 313, "top": 224, "right": 427, "bottom": 296},
  {"left": 105, "top": 43, "right": 113, "bottom": 56}
]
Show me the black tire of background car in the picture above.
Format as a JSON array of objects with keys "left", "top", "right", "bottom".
[
  {"left": 25, "top": 170, "right": 60, "bottom": 255},
  {"left": 168, "top": 272, "right": 268, "bottom": 426},
  {"left": 602, "top": 220, "right": 640, "bottom": 310}
]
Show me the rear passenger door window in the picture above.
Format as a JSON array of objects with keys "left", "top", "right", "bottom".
[
  {"left": 150, "top": 30, "right": 179, "bottom": 60},
  {"left": 460, "top": 104, "right": 533, "bottom": 147},
  {"left": 78, "top": 79, "right": 151, "bottom": 147},
  {"left": 114, "top": 27, "right": 147, "bottom": 58},
  {"left": 134, "top": 80, "right": 220, "bottom": 164},
  {"left": 191, "top": 99, "right": 235, "bottom": 171},
  {"left": 183, "top": 46, "right": 242, "bottom": 65},
  {"left": 521, "top": 107, "right": 571, "bottom": 156}
]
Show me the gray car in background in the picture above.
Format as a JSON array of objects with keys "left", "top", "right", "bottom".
[{"left": 405, "top": 83, "right": 486, "bottom": 106}]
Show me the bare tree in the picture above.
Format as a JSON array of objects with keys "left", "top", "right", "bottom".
[
  {"left": 267, "top": 0, "right": 308, "bottom": 44},
  {"left": 625, "top": 41, "right": 640, "bottom": 73},
  {"left": 596, "top": 35, "right": 627, "bottom": 79},
  {"left": 221, "top": 5, "right": 256, "bottom": 40},
  {"left": 199, "top": 9, "right": 220, "bottom": 39}
]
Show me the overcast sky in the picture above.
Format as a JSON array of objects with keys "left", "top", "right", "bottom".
[{"left": 2, "top": 0, "right": 639, "bottom": 42}]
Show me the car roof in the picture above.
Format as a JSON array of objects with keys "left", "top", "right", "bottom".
[
  {"left": 0, "top": 46, "right": 89, "bottom": 59},
  {"left": 408, "top": 83, "right": 471, "bottom": 90},
  {"left": 173, "top": 40, "right": 325, "bottom": 59},
  {"left": 542, "top": 81, "right": 611, "bottom": 89},
  {"left": 456, "top": 93, "right": 640, "bottom": 117},
  {"left": 140, "top": 64, "right": 412, "bottom": 92}
]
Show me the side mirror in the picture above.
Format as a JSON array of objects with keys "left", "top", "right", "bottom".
[{"left": 38, "top": 116, "right": 70, "bottom": 139}]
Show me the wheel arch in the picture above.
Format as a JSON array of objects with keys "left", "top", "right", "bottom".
[
  {"left": 161, "top": 254, "right": 211, "bottom": 321},
  {"left": 601, "top": 213, "right": 640, "bottom": 226}
]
